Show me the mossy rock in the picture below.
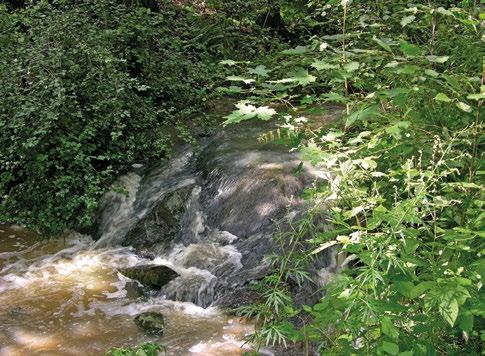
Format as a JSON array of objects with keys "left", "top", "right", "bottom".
[
  {"left": 120, "top": 265, "right": 179, "bottom": 289},
  {"left": 122, "top": 185, "right": 195, "bottom": 250},
  {"left": 134, "top": 312, "right": 165, "bottom": 335}
]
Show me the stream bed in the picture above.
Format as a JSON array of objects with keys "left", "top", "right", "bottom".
[{"left": 0, "top": 106, "right": 340, "bottom": 355}]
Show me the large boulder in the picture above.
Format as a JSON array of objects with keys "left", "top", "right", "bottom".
[
  {"left": 122, "top": 184, "right": 195, "bottom": 250},
  {"left": 120, "top": 265, "right": 179, "bottom": 289},
  {"left": 134, "top": 312, "right": 165, "bottom": 335}
]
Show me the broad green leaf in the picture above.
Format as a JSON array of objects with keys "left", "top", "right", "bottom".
[
  {"left": 382, "top": 341, "right": 399, "bottom": 355},
  {"left": 467, "top": 92, "right": 485, "bottom": 101},
  {"left": 400, "top": 41, "right": 422, "bottom": 56},
  {"left": 434, "top": 93, "right": 451, "bottom": 102},
  {"left": 345, "top": 104, "right": 379, "bottom": 127},
  {"left": 456, "top": 102, "right": 472, "bottom": 112},
  {"left": 254, "top": 106, "right": 277, "bottom": 120},
  {"left": 424, "top": 69, "right": 439, "bottom": 77},
  {"left": 282, "top": 46, "right": 308, "bottom": 55},
  {"left": 395, "top": 65, "right": 420, "bottom": 75},
  {"left": 223, "top": 102, "right": 276, "bottom": 125},
  {"left": 271, "top": 68, "right": 316, "bottom": 86},
  {"left": 300, "top": 95, "right": 316, "bottom": 105},
  {"left": 410, "top": 281, "right": 436, "bottom": 298},
  {"left": 344, "top": 61, "right": 360, "bottom": 72},
  {"left": 381, "top": 317, "right": 399, "bottom": 339},
  {"left": 394, "top": 281, "right": 414, "bottom": 298},
  {"left": 291, "top": 68, "right": 317, "bottom": 86},
  {"left": 439, "top": 293, "right": 459, "bottom": 326},
  {"left": 373, "top": 36, "right": 393, "bottom": 52},
  {"left": 322, "top": 92, "right": 347, "bottom": 103},
  {"left": 300, "top": 141, "right": 327, "bottom": 165},
  {"left": 226, "top": 75, "right": 255, "bottom": 84},
  {"left": 311, "top": 60, "right": 339, "bottom": 71},
  {"left": 401, "top": 15, "right": 416, "bottom": 27},
  {"left": 386, "top": 120, "right": 410, "bottom": 138},
  {"left": 403, "top": 237, "right": 419, "bottom": 254},
  {"left": 436, "top": 7, "right": 453, "bottom": 16},
  {"left": 248, "top": 65, "right": 271, "bottom": 77},
  {"left": 426, "top": 55, "right": 449, "bottom": 63}
]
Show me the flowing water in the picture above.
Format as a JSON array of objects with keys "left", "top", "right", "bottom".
[
  {"left": 0, "top": 106, "right": 340, "bottom": 355},
  {"left": 0, "top": 225, "right": 255, "bottom": 355}
]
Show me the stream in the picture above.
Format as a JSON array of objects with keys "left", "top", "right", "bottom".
[{"left": 0, "top": 107, "right": 340, "bottom": 355}]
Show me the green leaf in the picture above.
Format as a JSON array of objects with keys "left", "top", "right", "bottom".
[
  {"left": 271, "top": 68, "right": 316, "bottom": 86},
  {"left": 226, "top": 75, "right": 255, "bottom": 84},
  {"left": 311, "top": 60, "right": 339, "bottom": 71},
  {"left": 394, "top": 281, "right": 414, "bottom": 298},
  {"left": 401, "top": 15, "right": 416, "bottom": 27},
  {"left": 344, "top": 61, "right": 360, "bottom": 72},
  {"left": 395, "top": 65, "right": 421, "bottom": 75},
  {"left": 282, "top": 46, "right": 308, "bottom": 55},
  {"left": 426, "top": 55, "right": 449, "bottom": 63},
  {"left": 381, "top": 317, "right": 399, "bottom": 339},
  {"left": 410, "top": 281, "right": 436, "bottom": 298},
  {"left": 291, "top": 68, "right": 317, "bottom": 86},
  {"left": 321, "top": 92, "right": 347, "bottom": 103},
  {"left": 345, "top": 104, "right": 379, "bottom": 127},
  {"left": 434, "top": 93, "right": 451, "bottom": 102},
  {"left": 382, "top": 341, "right": 399, "bottom": 355},
  {"left": 373, "top": 36, "right": 393, "bottom": 52},
  {"left": 223, "top": 102, "right": 276, "bottom": 125},
  {"left": 386, "top": 121, "right": 410, "bottom": 139},
  {"left": 248, "top": 65, "right": 271, "bottom": 77},
  {"left": 467, "top": 92, "right": 485, "bottom": 101},
  {"left": 439, "top": 293, "right": 459, "bottom": 326},
  {"left": 424, "top": 69, "right": 439, "bottom": 77},
  {"left": 456, "top": 102, "right": 472, "bottom": 112},
  {"left": 400, "top": 41, "right": 422, "bottom": 56},
  {"left": 254, "top": 106, "right": 278, "bottom": 120}
]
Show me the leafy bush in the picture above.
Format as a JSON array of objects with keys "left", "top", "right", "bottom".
[
  {"left": 221, "top": 1, "right": 484, "bottom": 354},
  {"left": 0, "top": 0, "right": 280, "bottom": 233}
]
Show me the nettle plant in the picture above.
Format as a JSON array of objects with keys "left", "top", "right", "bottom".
[{"left": 221, "top": 1, "right": 483, "bottom": 355}]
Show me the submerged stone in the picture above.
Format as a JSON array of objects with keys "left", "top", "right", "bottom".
[
  {"left": 134, "top": 312, "right": 165, "bottom": 335},
  {"left": 120, "top": 265, "right": 179, "bottom": 289}
]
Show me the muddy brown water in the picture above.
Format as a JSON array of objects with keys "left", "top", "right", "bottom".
[{"left": 0, "top": 225, "right": 254, "bottom": 355}]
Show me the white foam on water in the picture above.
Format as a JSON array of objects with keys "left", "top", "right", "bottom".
[{"left": 0, "top": 233, "right": 142, "bottom": 293}]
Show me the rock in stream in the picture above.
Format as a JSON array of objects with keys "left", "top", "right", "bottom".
[
  {"left": 120, "top": 265, "right": 179, "bottom": 289},
  {"left": 134, "top": 312, "right": 165, "bottom": 335}
]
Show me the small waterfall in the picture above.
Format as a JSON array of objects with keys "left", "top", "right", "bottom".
[
  {"left": 88, "top": 119, "right": 334, "bottom": 308},
  {"left": 93, "top": 172, "right": 142, "bottom": 248},
  {"left": 94, "top": 150, "right": 196, "bottom": 248}
]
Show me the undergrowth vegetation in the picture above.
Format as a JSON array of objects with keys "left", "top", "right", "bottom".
[
  {"left": 0, "top": 0, "right": 281, "bottom": 233},
  {"left": 220, "top": 1, "right": 484, "bottom": 354}
]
